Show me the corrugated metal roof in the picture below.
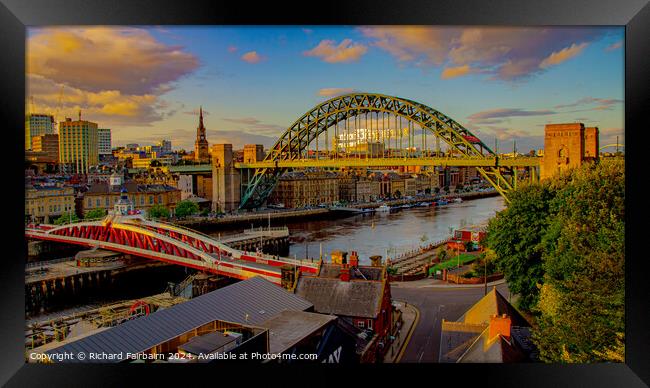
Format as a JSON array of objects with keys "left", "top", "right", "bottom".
[{"left": 44, "top": 277, "right": 312, "bottom": 363}]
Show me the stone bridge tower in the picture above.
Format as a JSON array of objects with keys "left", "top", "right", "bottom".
[{"left": 540, "top": 123, "right": 599, "bottom": 180}]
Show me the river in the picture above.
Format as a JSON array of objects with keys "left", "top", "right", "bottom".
[{"left": 283, "top": 196, "right": 505, "bottom": 265}]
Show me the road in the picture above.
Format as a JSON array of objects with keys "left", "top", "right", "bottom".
[{"left": 392, "top": 281, "right": 513, "bottom": 363}]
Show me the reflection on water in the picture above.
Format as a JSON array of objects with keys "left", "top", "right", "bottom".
[{"left": 285, "top": 196, "right": 505, "bottom": 264}]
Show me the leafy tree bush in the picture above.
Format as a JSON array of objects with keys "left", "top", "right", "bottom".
[
  {"left": 534, "top": 160, "right": 624, "bottom": 362},
  {"left": 148, "top": 204, "right": 170, "bottom": 219},
  {"left": 53, "top": 211, "right": 79, "bottom": 225},
  {"left": 85, "top": 208, "right": 107, "bottom": 219},
  {"left": 486, "top": 160, "right": 625, "bottom": 362},
  {"left": 486, "top": 183, "right": 556, "bottom": 310},
  {"left": 175, "top": 200, "right": 200, "bottom": 218}
]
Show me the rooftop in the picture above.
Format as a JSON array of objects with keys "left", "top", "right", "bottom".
[
  {"left": 45, "top": 277, "right": 313, "bottom": 363},
  {"left": 260, "top": 310, "right": 337, "bottom": 354},
  {"left": 294, "top": 276, "right": 384, "bottom": 318}
]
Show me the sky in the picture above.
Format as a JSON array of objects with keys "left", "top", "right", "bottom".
[{"left": 26, "top": 26, "right": 624, "bottom": 153}]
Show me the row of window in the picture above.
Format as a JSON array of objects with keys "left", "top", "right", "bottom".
[
  {"left": 86, "top": 195, "right": 165, "bottom": 208},
  {"left": 28, "top": 204, "right": 71, "bottom": 213}
]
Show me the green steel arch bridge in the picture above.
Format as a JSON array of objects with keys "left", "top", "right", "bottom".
[{"left": 237, "top": 93, "right": 540, "bottom": 209}]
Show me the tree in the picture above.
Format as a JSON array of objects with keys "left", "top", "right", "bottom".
[
  {"left": 425, "top": 188, "right": 432, "bottom": 195},
  {"left": 85, "top": 208, "right": 107, "bottom": 219},
  {"left": 434, "top": 187, "right": 440, "bottom": 194},
  {"left": 533, "top": 160, "right": 624, "bottom": 362},
  {"left": 174, "top": 200, "right": 200, "bottom": 219},
  {"left": 486, "top": 183, "right": 556, "bottom": 311},
  {"left": 437, "top": 249, "right": 448, "bottom": 262},
  {"left": 53, "top": 211, "right": 79, "bottom": 225},
  {"left": 148, "top": 204, "right": 170, "bottom": 219}
]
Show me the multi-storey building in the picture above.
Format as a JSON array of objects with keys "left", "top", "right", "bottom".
[
  {"left": 82, "top": 181, "right": 181, "bottom": 216},
  {"left": 98, "top": 128, "right": 112, "bottom": 155},
  {"left": 25, "top": 185, "right": 75, "bottom": 223},
  {"left": 269, "top": 171, "right": 339, "bottom": 208},
  {"left": 25, "top": 113, "right": 55, "bottom": 150},
  {"left": 338, "top": 174, "right": 358, "bottom": 203},
  {"left": 158, "top": 140, "right": 172, "bottom": 155},
  {"left": 31, "top": 134, "right": 59, "bottom": 162},
  {"left": 58, "top": 117, "right": 99, "bottom": 174},
  {"left": 356, "top": 177, "right": 380, "bottom": 202}
]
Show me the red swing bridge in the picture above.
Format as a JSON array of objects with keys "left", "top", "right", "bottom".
[{"left": 25, "top": 212, "right": 319, "bottom": 285}]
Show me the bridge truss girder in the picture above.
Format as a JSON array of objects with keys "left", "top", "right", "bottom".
[{"left": 240, "top": 93, "right": 520, "bottom": 209}]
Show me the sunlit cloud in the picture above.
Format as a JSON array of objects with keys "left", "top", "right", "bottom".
[
  {"left": 27, "top": 27, "right": 199, "bottom": 128},
  {"left": 359, "top": 26, "right": 604, "bottom": 81},
  {"left": 539, "top": 42, "right": 588, "bottom": 69},
  {"left": 228, "top": 46, "right": 238, "bottom": 53},
  {"left": 303, "top": 39, "right": 368, "bottom": 63},
  {"left": 605, "top": 41, "right": 623, "bottom": 52},
  {"left": 241, "top": 51, "right": 265, "bottom": 63},
  {"left": 441, "top": 65, "right": 476, "bottom": 79},
  {"left": 554, "top": 97, "right": 623, "bottom": 111},
  {"left": 467, "top": 108, "right": 556, "bottom": 125},
  {"left": 318, "top": 88, "right": 357, "bottom": 97},
  {"left": 28, "top": 27, "right": 199, "bottom": 95}
]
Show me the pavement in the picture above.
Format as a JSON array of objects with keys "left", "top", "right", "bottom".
[
  {"left": 391, "top": 281, "right": 514, "bottom": 363},
  {"left": 383, "top": 300, "right": 419, "bottom": 363},
  {"left": 391, "top": 277, "right": 506, "bottom": 289}
]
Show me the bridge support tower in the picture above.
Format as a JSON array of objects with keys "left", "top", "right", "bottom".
[{"left": 211, "top": 144, "right": 241, "bottom": 214}]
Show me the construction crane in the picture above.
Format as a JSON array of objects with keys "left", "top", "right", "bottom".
[{"left": 53, "top": 85, "right": 65, "bottom": 132}]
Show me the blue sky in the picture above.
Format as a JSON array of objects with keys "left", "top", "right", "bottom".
[{"left": 27, "top": 26, "right": 624, "bottom": 152}]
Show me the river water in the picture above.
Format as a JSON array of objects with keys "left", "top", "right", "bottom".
[{"left": 283, "top": 196, "right": 506, "bottom": 265}]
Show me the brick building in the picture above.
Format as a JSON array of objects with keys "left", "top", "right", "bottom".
[
  {"left": 82, "top": 181, "right": 181, "bottom": 216},
  {"left": 540, "top": 123, "right": 600, "bottom": 180},
  {"left": 294, "top": 252, "right": 394, "bottom": 362},
  {"left": 269, "top": 171, "right": 339, "bottom": 208}
]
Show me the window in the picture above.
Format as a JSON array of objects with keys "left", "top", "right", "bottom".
[
  {"left": 149, "top": 196, "right": 153, "bottom": 204},
  {"left": 357, "top": 321, "right": 365, "bottom": 329},
  {"left": 367, "top": 320, "right": 373, "bottom": 330}
]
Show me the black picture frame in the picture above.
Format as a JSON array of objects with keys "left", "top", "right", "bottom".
[{"left": 1, "top": 0, "right": 647, "bottom": 386}]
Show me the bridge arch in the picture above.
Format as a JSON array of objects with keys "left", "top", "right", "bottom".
[{"left": 240, "top": 92, "right": 519, "bottom": 209}]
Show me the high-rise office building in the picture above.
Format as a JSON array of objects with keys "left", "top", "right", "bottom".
[
  {"left": 25, "top": 113, "right": 55, "bottom": 150},
  {"left": 98, "top": 128, "right": 112, "bottom": 155},
  {"left": 31, "top": 133, "right": 59, "bottom": 162},
  {"left": 59, "top": 116, "right": 99, "bottom": 174},
  {"left": 158, "top": 139, "right": 172, "bottom": 155}
]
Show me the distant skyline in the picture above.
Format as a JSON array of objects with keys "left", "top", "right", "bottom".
[{"left": 26, "top": 26, "right": 624, "bottom": 152}]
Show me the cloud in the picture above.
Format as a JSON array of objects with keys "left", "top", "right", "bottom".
[
  {"left": 441, "top": 65, "right": 476, "bottom": 79},
  {"left": 605, "top": 41, "right": 623, "bottom": 52},
  {"left": 467, "top": 108, "right": 556, "bottom": 125},
  {"left": 359, "top": 26, "right": 605, "bottom": 81},
  {"left": 241, "top": 51, "right": 264, "bottom": 63},
  {"left": 554, "top": 97, "right": 623, "bottom": 111},
  {"left": 27, "top": 73, "right": 168, "bottom": 126},
  {"left": 303, "top": 39, "right": 368, "bottom": 63},
  {"left": 27, "top": 27, "right": 199, "bottom": 127},
  {"left": 302, "top": 28, "right": 313, "bottom": 35},
  {"left": 28, "top": 27, "right": 199, "bottom": 95},
  {"left": 222, "top": 117, "right": 285, "bottom": 136},
  {"left": 317, "top": 88, "right": 357, "bottom": 97},
  {"left": 228, "top": 46, "right": 238, "bottom": 53},
  {"left": 539, "top": 42, "right": 588, "bottom": 68}
]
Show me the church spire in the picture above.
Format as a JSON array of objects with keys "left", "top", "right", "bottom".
[{"left": 199, "top": 106, "right": 204, "bottom": 128}]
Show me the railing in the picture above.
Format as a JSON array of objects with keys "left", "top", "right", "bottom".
[{"left": 26, "top": 257, "right": 75, "bottom": 269}]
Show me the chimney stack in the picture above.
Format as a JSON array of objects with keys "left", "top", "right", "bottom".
[
  {"left": 340, "top": 263, "right": 350, "bottom": 282},
  {"left": 489, "top": 314, "right": 512, "bottom": 340},
  {"left": 350, "top": 251, "right": 359, "bottom": 268}
]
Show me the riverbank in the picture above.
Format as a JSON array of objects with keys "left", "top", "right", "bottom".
[{"left": 176, "top": 189, "right": 501, "bottom": 231}]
